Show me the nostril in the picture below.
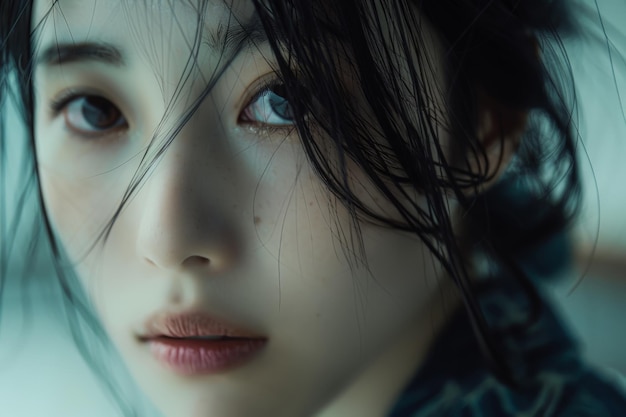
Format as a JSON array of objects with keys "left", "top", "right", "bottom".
[
  {"left": 143, "top": 256, "right": 208, "bottom": 269},
  {"left": 183, "top": 255, "right": 210, "bottom": 268}
]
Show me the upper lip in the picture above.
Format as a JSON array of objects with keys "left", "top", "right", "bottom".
[{"left": 138, "top": 310, "right": 266, "bottom": 340}]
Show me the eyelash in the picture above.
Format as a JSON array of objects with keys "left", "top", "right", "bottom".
[{"left": 48, "top": 77, "right": 298, "bottom": 139}]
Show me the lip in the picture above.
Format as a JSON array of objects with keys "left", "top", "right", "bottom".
[
  {"left": 138, "top": 311, "right": 267, "bottom": 375},
  {"left": 139, "top": 311, "right": 265, "bottom": 339}
]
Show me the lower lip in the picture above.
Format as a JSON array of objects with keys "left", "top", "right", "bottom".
[{"left": 146, "top": 337, "right": 267, "bottom": 375}]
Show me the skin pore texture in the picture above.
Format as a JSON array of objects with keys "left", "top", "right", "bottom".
[{"left": 30, "top": 1, "right": 478, "bottom": 416}]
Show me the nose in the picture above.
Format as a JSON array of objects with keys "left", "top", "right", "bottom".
[{"left": 135, "top": 121, "right": 241, "bottom": 274}]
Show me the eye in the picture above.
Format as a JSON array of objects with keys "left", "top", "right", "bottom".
[
  {"left": 239, "top": 83, "right": 296, "bottom": 127},
  {"left": 54, "top": 94, "right": 127, "bottom": 136}
]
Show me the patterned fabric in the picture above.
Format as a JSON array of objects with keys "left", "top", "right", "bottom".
[{"left": 387, "top": 277, "right": 626, "bottom": 417}]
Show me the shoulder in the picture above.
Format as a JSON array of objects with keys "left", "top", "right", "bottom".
[
  {"left": 387, "top": 280, "right": 626, "bottom": 417},
  {"left": 391, "top": 368, "right": 626, "bottom": 417},
  {"left": 552, "top": 368, "right": 626, "bottom": 416}
]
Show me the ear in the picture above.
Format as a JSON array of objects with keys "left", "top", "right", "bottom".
[{"left": 470, "top": 89, "right": 529, "bottom": 192}]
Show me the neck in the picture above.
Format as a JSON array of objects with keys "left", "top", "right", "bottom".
[{"left": 316, "top": 279, "right": 461, "bottom": 417}]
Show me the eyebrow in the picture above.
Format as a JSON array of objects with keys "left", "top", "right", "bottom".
[
  {"left": 37, "top": 42, "right": 124, "bottom": 67},
  {"left": 205, "top": 15, "right": 268, "bottom": 56},
  {"left": 36, "top": 15, "right": 268, "bottom": 68}
]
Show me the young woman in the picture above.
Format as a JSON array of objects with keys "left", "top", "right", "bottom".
[{"left": 1, "top": 0, "right": 625, "bottom": 416}]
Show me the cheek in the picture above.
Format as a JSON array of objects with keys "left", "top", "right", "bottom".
[
  {"left": 250, "top": 179, "right": 339, "bottom": 277},
  {"left": 35, "top": 111, "right": 136, "bottom": 270},
  {"left": 246, "top": 138, "right": 443, "bottom": 295},
  {"left": 37, "top": 155, "right": 137, "bottom": 292},
  {"left": 40, "top": 173, "right": 113, "bottom": 255},
  {"left": 253, "top": 165, "right": 442, "bottom": 334}
]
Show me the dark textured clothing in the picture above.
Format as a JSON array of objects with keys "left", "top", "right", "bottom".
[{"left": 387, "top": 277, "right": 626, "bottom": 417}]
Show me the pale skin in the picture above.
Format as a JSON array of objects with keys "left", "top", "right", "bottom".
[{"left": 32, "top": 1, "right": 517, "bottom": 416}]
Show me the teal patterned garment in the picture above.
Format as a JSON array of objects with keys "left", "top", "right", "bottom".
[{"left": 386, "top": 277, "right": 626, "bottom": 417}]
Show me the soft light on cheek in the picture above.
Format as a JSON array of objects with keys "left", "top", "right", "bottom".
[
  {"left": 35, "top": 124, "right": 141, "bottom": 262},
  {"left": 38, "top": 167, "right": 126, "bottom": 263}
]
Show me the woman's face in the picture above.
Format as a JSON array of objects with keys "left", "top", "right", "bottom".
[{"left": 32, "top": 1, "right": 454, "bottom": 416}]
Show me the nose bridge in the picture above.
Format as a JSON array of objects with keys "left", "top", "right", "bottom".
[{"left": 135, "top": 113, "right": 240, "bottom": 273}]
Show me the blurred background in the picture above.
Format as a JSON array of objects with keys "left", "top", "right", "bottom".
[{"left": 1, "top": 0, "right": 626, "bottom": 416}]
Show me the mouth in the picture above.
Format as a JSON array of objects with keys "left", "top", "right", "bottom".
[{"left": 138, "top": 311, "right": 268, "bottom": 375}]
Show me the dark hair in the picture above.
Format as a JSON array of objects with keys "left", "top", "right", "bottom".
[
  {"left": 252, "top": 0, "right": 582, "bottom": 385},
  {"left": 0, "top": 0, "right": 603, "bottom": 415}
]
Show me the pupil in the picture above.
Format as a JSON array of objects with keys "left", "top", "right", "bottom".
[{"left": 82, "top": 96, "right": 119, "bottom": 129}]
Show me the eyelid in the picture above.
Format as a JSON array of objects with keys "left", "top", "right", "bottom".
[
  {"left": 49, "top": 85, "right": 132, "bottom": 116},
  {"left": 238, "top": 73, "right": 285, "bottom": 114},
  {"left": 49, "top": 88, "right": 84, "bottom": 116}
]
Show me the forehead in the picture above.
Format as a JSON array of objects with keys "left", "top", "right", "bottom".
[
  {"left": 32, "top": 0, "right": 256, "bottom": 45},
  {"left": 31, "top": 0, "right": 263, "bottom": 91}
]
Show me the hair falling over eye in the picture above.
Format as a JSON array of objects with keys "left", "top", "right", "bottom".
[{"left": 250, "top": 0, "right": 584, "bottom": 382}]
